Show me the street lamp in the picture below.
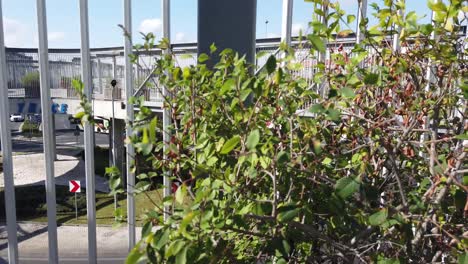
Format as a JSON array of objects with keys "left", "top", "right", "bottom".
[
  {"left": 265, "top": 20, "right": 269, "bottom": 38},
  {"left": 111, "top": 79, "right": 118, "bottom": 211}
]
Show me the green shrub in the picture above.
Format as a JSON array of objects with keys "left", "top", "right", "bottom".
[
  {"left": 78, "top": 1, "right": 467, "bottom": 262},
  {"left": 21, "top": 71, "right": 40, "bottom": 89},
  {"left": 60, "top": 76, "right": 81, "bottom": 89},
  {"left": 19, "top": 120, "right": 41, "bottom": 134}
]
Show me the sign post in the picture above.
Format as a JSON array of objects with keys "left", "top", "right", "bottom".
[{"left": 69, "top": 180, "right": 81, "bottom": 220}]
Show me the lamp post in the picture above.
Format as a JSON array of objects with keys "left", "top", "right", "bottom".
[
  {"left": 111, "top": 79, "right": 117, "bottom": 211},
  {"left": 265, "top": 20, "right": 269, "bottom": 38}
]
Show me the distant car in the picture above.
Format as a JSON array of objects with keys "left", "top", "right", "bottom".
[
  {"left": 28, "top": 114, "right": 42, "bottom": 123},
  {"left": 9, "top": 113, "right": 24, "bottom": 122}
]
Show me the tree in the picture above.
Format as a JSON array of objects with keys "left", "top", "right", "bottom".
[{"left": 101, "top": 1, "right": 467, "bottom": 263}]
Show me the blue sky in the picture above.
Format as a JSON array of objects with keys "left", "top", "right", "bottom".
[{"left": 2, "top": 0, "right": 434, "bottom": 48}]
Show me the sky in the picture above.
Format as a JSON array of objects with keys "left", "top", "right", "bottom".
[{"left": 1, "top": 0, "right": 436, "bottom": 49}]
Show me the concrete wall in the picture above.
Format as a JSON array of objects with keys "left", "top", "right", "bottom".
[
  {"left": 8, "top": 98, "right": 41, "bottom": 115},
  {"left": 198, "top": 0, "right": 257, "bottom": 66},
  {"left": 51, "top": 98, "right": 128, "bottom": 119}
]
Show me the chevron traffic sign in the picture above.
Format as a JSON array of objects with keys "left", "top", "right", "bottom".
[{"left": 69, "top": 180, "right": 81, "bottom": 193}]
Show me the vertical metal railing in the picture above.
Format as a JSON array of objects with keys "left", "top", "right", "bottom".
[
  {"left": 281, "top": 0, "right": 293, "bottom": 47},
  {"left": 124, "top": 0, "right": 136, "bottom": 251},
  {"left": 393, "top": 0, "right": 404, "bottom": 52},
  {"left": 0, "top": 2, "right": 18, "bottom": 263},
  {"left": 36, "top": 1, "right": 59, "bottom": 263},
  {"left": 162, "top": 0, "right": 172, "bottom": 222},
  {"left": 79, "top": 0, "right": 97, "bottom": 263}
]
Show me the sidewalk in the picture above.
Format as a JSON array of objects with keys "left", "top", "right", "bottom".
[
  {"left": 0, "top": 223, "right": 141, "bottom": 263},
  {"left": 0, "top": 146, "right": 110, "bottom": 192}
]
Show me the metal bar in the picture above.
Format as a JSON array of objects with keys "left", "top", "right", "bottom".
[
  {"left": 356, "top": 0, "right": 367, "bottom": 45},
  {"left": 124, "top": 0, "right": 136, "bottom": 250},
  {"left": 420, "top": 0, "right": 439, "bottom": 156},
  {"left": 36, "top": 1, "right": 59, "bottom": 263},
  {"left": 78, "top": 0, "right": 97, "bottom": 263},
  {"left": 424, "top": 0, "right": 437, "bottom": 92},
  {"left": 0, "top": 3, "right": 19, "bottom": 264},
  {"left": 162, "top": 0, "right": 172, "bottom": 222},
  {"left": 318, "top": 2, "right": 329, "bottom": 98},
  {"left": 132, "top": 65, "right": 157, "bottom": 98},
  {"left": 393, "top": 0, "right": 404, "bottom": 52},
  {"left": 112, "top": 57, "right": 118, "bottom": 212},
  {"left": 280, "top": 0, "right": 293, "bottom": 47},
  {"left": 356, "top": 0, "right": 368, "bottom": 69}
]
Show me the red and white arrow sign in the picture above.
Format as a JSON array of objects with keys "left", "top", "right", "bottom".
[{"left": 69, "top": 180, "right": 81, "bottom": 193}]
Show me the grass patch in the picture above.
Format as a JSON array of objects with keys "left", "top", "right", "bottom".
[{"left": 0, "top": 185, "right": 163, "bottom": 225}]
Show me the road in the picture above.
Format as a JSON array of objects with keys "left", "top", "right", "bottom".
[{"left": 2, "top": 121, "right": 110, "bottom": 153}]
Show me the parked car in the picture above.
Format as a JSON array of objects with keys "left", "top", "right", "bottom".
[
  {"left": 9, "top": 113, "right": 24, "bottom": 122},
  {"left": 27, "top": 114, "right": 42, "bottom": 124}
]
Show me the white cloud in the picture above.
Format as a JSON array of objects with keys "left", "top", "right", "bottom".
[
  {"left": 3, "top": 17, "right": 29, "bottom": 47},
  {"left": 138, "top": 18, "right": 162, "bottom": 35},
  {"left": 48, "top": 31, "right": 66, "bottom": 42},
  {"left": 175, "top": 32, "right": 186, "bottom": 42}
]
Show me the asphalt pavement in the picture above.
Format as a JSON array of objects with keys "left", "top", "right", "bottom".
[{"left": 2, "top": 121, "right": 110, "bottom": 153}]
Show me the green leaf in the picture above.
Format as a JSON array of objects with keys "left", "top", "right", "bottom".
[
  {"left": 175, "top": 246, "right": 188, "bottom": 264},
  {"left": 151, "top": 229, "right": 170, "bottom": 250},
  {"left": 326, "top": 108, "right": 341, "bottom": 121},
  {"left": 308, "top": 35, "right": 326, "bottom": 53},
  {"left": 377, "top": 258, "right": 400, "bottom": 264},
  {"left": 266, "top": 55, "right": 277, "bottom": 74},
  {"left": 175, "top": 183, "right": 187, "bottom": 205},
  {"left": 459, "top": 253, "right": 467, "bottom": 264},
  {"left": 109, "top": 177, "right": 121, "bottom": 190},
  {"left": 428, "top": 0, "right": 446, "bottom": 12},
  {"left": 166, "top": 239, "right": 185, "bottom": 257},
  {"left": 335, "top": 177, "right": 360, "bottom": 199},
  {"left": 198, "top": 53, "right": 210, "bottom": 63},
  {"left": 246, "top": 129, "right": 260, "bottom": 150},
  {"left": 126, "top": 245, "right": 143, "bottom": 264},
  {"left": 220, "top": 78, "right": 236, "bottom": 95},
  {"left": 220, "top": 136, "right": 240, "bottom": 154},
  {"left": 364, "top": 73, "right": 379, "bottom": 85},
  {"left": 240, "top": 88, "right": 252, "bottom": 101},
  {"left": 309, "top": 104, "right": 325, "bottom": 114},
  {"left": 455, "top": 133, "right": 468, "bottom": 140},
  {"left": 347, "top": 14, "right": 356, "bottom": 24},
  {"left": 149, "top": 117, "right": 157, "bottom": 142},
  {"left": 141, "top": 221, "right": 153, "bottom": 238},
  {"left": 73, "top": 111, "right": 85, "bottom": 119},
  {"left": 322, "top": 157, "right": 332, "bottom": 166},
  {"left": 341, "top": 87, "right": 355, "bottom": 98},
  {"left": 369, "top": 209, "right": 388, "bottom": 226},
  {"left": 210, "top": 43, "right": 217, "bottom": 54},
  {"left": 135, "top": 181, "right": 150, "bottom": 192},
  {"left": 277, "top": 208, "right": 301, "bottom": 222}
]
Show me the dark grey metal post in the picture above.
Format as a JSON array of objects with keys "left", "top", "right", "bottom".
[{"left": 197, "top": 0, "right": 257, "bottom": 66}]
